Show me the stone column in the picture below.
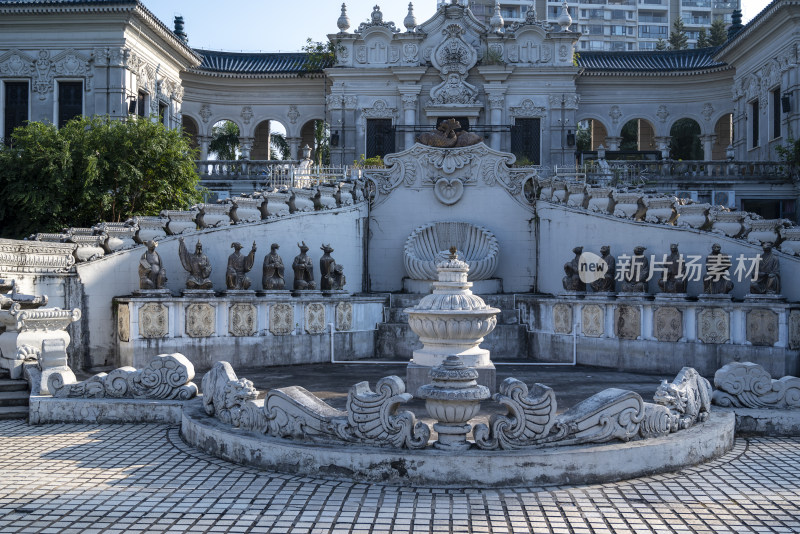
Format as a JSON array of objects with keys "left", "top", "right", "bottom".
[
  {"left": 700, "top": 134, "right": 716, "bottom": 161},
  {"left": 198, "top": 135, "right": 211, "bottom": 161},
  {"left": 400, "top": 90, "right": 420, "bottom": 150},
  {"left": 605, "top": 136, "right": 622, "bottom": 151},
  {"left": 288, "top": 137, "right": 301, "bottom": 160},
  {"left": 487, "top": 92, "right": 506, "bottom": 152},
  {"left": 654, "top": 136, "right": 671, "bottom": 159},
  {"left": 239, "top": 137, "right": 254, "bottom": 160}
]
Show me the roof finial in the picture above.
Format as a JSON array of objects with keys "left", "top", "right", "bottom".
[
  {"left": 489, "top": 1, "right": 504, "bottom": 33},
  {"left": 337, "top": 3, "right": 351, "bottom": 33},
  {"left": 173, "top": 15, "right": 187, "bottom": 43},
  {"left": 727, "top": 9, "right": 743, "bottom": 40},
  {"left": 557, "top": 0, "right": 572, "bottom": 32},
  {"left": 404, "top": 2, "right": 417, "bottom": 32}
]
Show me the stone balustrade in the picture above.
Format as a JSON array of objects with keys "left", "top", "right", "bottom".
[
  {"left": 518, "top": 294, "right": 800, "bottom": 377},
  {"left": 582, "top": 160, "right": 790, "bottom": 184}
]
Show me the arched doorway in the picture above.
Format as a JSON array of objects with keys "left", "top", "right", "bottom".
[
  {"left": 209, "top": 119, "right": 240, "bottom": 160},
  {"left": 251, "top": 120, "right": 290, "bottom": 160},
  {"left": 576, "top": 119, "right": 609, "bottom": 151},
  {"left": 300, "top": 119, "right": 330, "bottom": 165},
  {"left": 669, "top": 118, "right": 702, "bottom": 160},
  {"left": 620, "top": 118, "right": 656, "bottom": 152},
  {"left": 182, "top": 116, "right": 199, "bottom": 152},
  {"left": 712, "top": 113, "right": 733, "bottom": 160}
]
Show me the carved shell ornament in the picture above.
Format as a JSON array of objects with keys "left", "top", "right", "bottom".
[{"left": 434, "top": 177, "right": 465, "bottom": 205}]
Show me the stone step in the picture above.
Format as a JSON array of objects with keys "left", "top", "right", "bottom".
[
  {"left": 0, "top": 390, "right": 29, "bottom": 407},
  {"left": 0, "top": 406, "right": 29, "bottom": 420},
  {"left": 376, "top": 323, "right": 528, "bottom": 360},
  {"left": 0, "top": 379, "right": 29, "bottom": 393},
  {"left": 0, "top": 368, "right": 8, "bottom": 380}
]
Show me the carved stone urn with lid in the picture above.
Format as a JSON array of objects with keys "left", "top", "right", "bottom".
[
  {"left": 405, "top": 246, "right": 500, "bottom": 395},
  {"left": 417, "top": 355, "right": 490, "bottom": 450}
]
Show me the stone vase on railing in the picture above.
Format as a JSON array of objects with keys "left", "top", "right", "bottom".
[
  {"left": 195, "top": 203, "right": 232, "bottom": 229},
  {"left": 675, "top": 203, "right": 710, "bottom": 230},
  {"left": 336, "top": 182, "right": 355, "bottom": 207},
  {"left": 586, "top": 186, "right": 613, "bottom": 214},
  {"left": 313, "top": 185, "right": 338, "bottom": 211},
  {"left": 69, "top": 235, "right": 106, "bottom": 262},
  {"left": 289, "top": 188, "right": 315, "bottom": 213},
  {"left": 229, "top": 197, "right": 263, "bottom": 224},
  {"left": 161, "top": 209, "right": 198, "bottom": 235},
  {"left": 566, "top": 182, "right": 587, "bottom": 208},
  {"left": 93, "top": 222, "right": 137, "bottom": 253},
  {"left": 643, "top": 196, "right": 677, "bottom": 225},
  {"left": 612, "top": 191, "right": 644, "bottom": 219},
  {"left": 779, "top": 226, "right": 800, "bottom": 256},
  {"left": 709, "top": 209, "right": 745, "bottom": 238},
  {"left": 745, "top": 218, "right": 786, "bottom": 246},
  {"left": 259, "top": 190, "right": 291, "bottom": 218},
  {"left": 133, "top": 216, "right": 168, "bottom": 243}
]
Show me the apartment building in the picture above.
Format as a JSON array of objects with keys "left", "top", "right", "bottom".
[{"left": 468, "top": 0, "right": 740, "bottom": 51}]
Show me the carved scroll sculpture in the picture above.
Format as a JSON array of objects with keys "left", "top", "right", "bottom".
[
  {"left": 201, "top": 361, "right": 259, "bottom": 427},
  {"left": 653, "top": 366, "right": 712, "bottom": 431},
  {"left": 474, "top": 378, "right": 557, "bottom": 449},
  {"left": 49, "top": 353, "right": 198, "bottom": 400},
  {"left": 712, "top": 362, "right": 800, "bottom": 409}
]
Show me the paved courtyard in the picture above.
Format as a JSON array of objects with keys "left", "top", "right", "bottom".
[{"left": 0, "top": 419, "right": 799, "bottom": 533}]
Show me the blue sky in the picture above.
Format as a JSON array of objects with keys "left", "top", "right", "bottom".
[{"left": 148, "top": 0, "right": 768, "bottom": 53}]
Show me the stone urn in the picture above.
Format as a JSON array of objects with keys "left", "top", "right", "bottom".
[
  {"left": 289, "top": 188, "right": 315, "bottom": 213},
  {"left": 710, "top": 210, "right": 745, "bottom": 237},
  {"left": 779, "top": 226, "right": 800, "bottom": 256},
  {"left": 587, "top": 186, "right": 613, "bottom": 214},
  {"left": 676, "top": 203, "right": 710, "bottom": 230},
  {"left": 229, "top": 197, "right": 263, "bottom": 224},
  {"left": 404, "top": 247, "right": 500, "bottom": 395},
  {"left": 745, "top": 218, "right": 785, "bottom": 245},
  {"left": 133, "top": 216, "right": 168, "bottom": 243},
  {"left": 195, "top": 203, "right": 231, "bottom": 229},
  {"left": 417, "top": 355, "right": 490, "bottom": 450},
  {"left": 643, "top": 196, "right": 676, "bottom": 224},
  {"left": 161, "top": 209, "right": 198, "bottom": 235},
  {"left": 566, "top": 182, "right": 587, "bottom": 208},
  {"left": 612, "top": 191, "right": 644, "bottom": 219}
]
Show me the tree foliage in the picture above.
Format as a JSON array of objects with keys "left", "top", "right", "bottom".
[
  {"left": 668, "top": 17, "right": 689, "bottom": 50},
  {"left": 655, "top": 38, "right": 668, "bottom": 51},
  {"left": 269, "top": 131, "right": 290, "bottom": 160},
  {"left": 209, "top": 120, "right": 240, "bottom": 160},
  {"left": 302, "top": 38, "right": 339, "bottom": 73},
  {"left": 696, "top": 28, "right": 710, "bottom": 48},
  {"left": 775, "top": 138, "right": 800, "bottom": 181},
  {"left": 709, "top": 17, "right": 728, "bottom": 46},
  {"left": 0, "top": 116, "right": 202, "bottom": 239},
  {"left": 314, "top": 120, "right": 331, "bottom": 166},
  {"left": 669, "top": 118, "right": 702, "bottom": 160}
]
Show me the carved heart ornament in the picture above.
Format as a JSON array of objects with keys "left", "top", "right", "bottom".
[{"left": 433, "top": 177, "right": 464, "bottom": 205}]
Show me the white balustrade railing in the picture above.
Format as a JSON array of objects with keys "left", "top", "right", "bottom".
[{"left": 196, "top": 160, "right": 350, "bottom": 188}]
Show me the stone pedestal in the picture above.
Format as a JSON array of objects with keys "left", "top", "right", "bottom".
[
  {"left": 182, "top": 289, "right": 216, "bottom": 298},
  {"left": 403, "top": 278, "right": 503, "bottom": 295},
  {"left": 407, "top": 360, "right": 496, "bottom": 396}
]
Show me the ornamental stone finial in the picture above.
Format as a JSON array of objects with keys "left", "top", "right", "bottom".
[
  {"left": 404, "top": 2, "right": 417, "bottom": 32},
  {"left": 371, "top": 5, "right": 383, "bottom": 24},
  {"left": 525, "top": 1, "right": 537, "bottom": 23},
  {"left": 489, "top": 1, "right": 504, "bottom": 33},
  {"left": 337, "top": 3, "right": 350, "bottom": 33},
  {"left": 557, "top": 0, "right": 572, "bottom": 32}
]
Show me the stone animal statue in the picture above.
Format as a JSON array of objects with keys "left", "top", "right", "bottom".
[
  {"left": 202, "top": 361, "right": 258, "bottom": 428},
  {"left": 653, "top": 367, "right": 712, "bottom": 431}
]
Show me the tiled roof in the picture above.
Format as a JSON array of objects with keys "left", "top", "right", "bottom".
[
  {"left": 193, "top": 50, "right": 328, "bottom": 75},
  {"left": 578, "top": 48, "right": 727, "bottom": 73}
]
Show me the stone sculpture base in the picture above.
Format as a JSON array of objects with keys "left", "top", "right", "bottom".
[
  {"left": 133, "top": 289, "right": 172, "bottom": 297},
  {"left": 223, "top": 290, "right": 256, "bottom": 297},
  {"left": 29, "top": 396, "right": 185, "bottom": 425},
  {"left": 654, "top": 293, "right": 689, "bottom": 301},
  {"left": 744, "top": 294, "right": 786, "bottom": 302},
  {"left": 403, "top": 278, "right": 502, "bottom": 295},
  {"left": 182, "top": 289, "right": 216, "bottom": 298},
  {"left": 616, "top": 292, "right": 651, "bottom": 301},
  {"left": 698, "top": 293, "right": 733, "bottom": 301},
  {"left": 322, "top": 290, "right": 349, "bottom": 297},
  {"left": 714, "top": 407, "right": 800, "bottom": 437},
  {"left": 257, "top": 290, "right": 292, "bottom": 299},
  {"left": 585, "top": 292, "right": 615, "bottom": 300},
  {"left": 406, "top": 360, "right": 496, "bottom": 397},
  {"left": 292, "top": 289, "right": 323, "bottom": 298}
]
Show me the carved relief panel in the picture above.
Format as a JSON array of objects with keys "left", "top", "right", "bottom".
[
  {"left": 614, "top": 305, "right": 640, "bottom": 340},
  {"left": 185, "top": 303, "right": 215, "bottom": 338},
  {"left": 229, "top": 303, "right": 257, "bottom": 337},
  {"left": 697, "top": 308, "right": 729, "bottom": 344},
  {"left": 746, "top": 309, "right": 778, "bottom": 347},
  {"left": 305, "top": 303, "right": 326, "bottom": 334},
  {"left": 117, "top": 303, "right": 130, "bottom": 342},
  {"left": 336, "top": 302, "right": 353, "bottom": 332},
  {"left": 139, "top": 303, "right": 168, "bottom": 339},
  {"left": 553, "top": 304, "right": 572, "bottom": 334},
  {"left": 270, "top": 303, "right": 294, "bottom": 336},
  {"left": 653, "top": 307, "right": 682, "bottom": 343},
  {"left": 581, "top": 305, "right": 604, "bottom": 337}
]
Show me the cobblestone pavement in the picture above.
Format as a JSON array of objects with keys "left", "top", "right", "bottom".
[{"left": 1, "top": 421, "right": 800, "bottom": 533}]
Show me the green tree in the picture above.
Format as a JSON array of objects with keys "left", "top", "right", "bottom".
[
  {"left": 301, "top": 38, "right": 338, "bottom": 73},
  {"left": 620, "top": 120, "right": 639, "bottom": 151},
  {"left": 0, "top": 116, "right": 202, "bottom": 238},
  {"left": 668, "top": 17, "right": 689, "bottom": 50},
  {"left": 208, "top": 120, "right": 240, "bottom": 160},
  {"left": 576, "top": 122, "right": 591, "bottom": 152},
  {"left": 269, "top": 132, "right": 290, "bottom": 160},
  {"left": 696, "top": 28, "right": 710, "bottom": 48},
  {"left": 709, "top": 17, "right": 728, "bottom": 46},
  {"left": 314, "top": 120, "right": 331, "bottom": 166},
  {"left": 669, "top": 118, "right": 702, "bottom": 160},
  {"left": 655, "top": 38, "right": 668, "bottom": 51}
]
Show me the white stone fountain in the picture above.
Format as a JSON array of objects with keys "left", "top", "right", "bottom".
[{"left": 405, "top": 246, "right": 500, "bottom": 395}]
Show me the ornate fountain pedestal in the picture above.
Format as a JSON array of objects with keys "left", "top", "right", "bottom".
[{"left": 405, "top": 248, "right": 500, "bottom": 395}]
